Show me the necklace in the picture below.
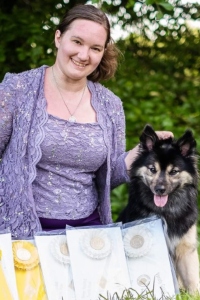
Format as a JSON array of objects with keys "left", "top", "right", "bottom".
[{"left": 52, "top": 66, "right": 86, "bottom": 123}]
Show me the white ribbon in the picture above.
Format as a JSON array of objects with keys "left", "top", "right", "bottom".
[{"left": 123, "top": 226, "right": 153, "bottom": 258}]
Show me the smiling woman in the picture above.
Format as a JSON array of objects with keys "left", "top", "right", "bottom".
[
  {"left": 0, "top": 4, "right": 133, "bottom": 238},
  {"left": 0, "top": 4, "right": 173, "bottom": 238},
  {"left": 49, "top": 18, "right": 108, "bottom": 122},
  {"left": 54, "top": 19, "right": 107, "bottom": 83}
]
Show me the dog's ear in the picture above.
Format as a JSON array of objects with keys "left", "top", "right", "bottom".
[
  {"left": 139, "top": 124, "right": 159, "bottom": 150},
  {"left": 176, "top": 130, "right": 196, "bottom": 156}
]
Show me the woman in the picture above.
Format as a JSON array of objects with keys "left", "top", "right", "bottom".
[{"left": 0, "top": 4, "right": 171, "bottom": 238}]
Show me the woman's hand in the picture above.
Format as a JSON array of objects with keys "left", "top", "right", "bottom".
[
  {"left": 125, "top": 145, "right": 140, "bottom": 173},
  {"left": 155, "top": 131, "right": 174, "bottom": 140}
]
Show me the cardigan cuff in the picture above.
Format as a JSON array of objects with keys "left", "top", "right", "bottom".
[{"left": 111, "top": 152, "right": 130, "bottom": 189}]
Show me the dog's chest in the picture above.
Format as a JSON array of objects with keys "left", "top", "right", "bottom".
[{"left": 162, "top": 219, "right": 180, "bottom": 256}]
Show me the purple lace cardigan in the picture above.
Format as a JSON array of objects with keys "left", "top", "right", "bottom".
[{"left": 0, "top": 65, "right": 129, "bottom": 238}]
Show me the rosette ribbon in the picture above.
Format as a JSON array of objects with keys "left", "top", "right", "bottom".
[{"left": 12, "top": 241, "right": 47, "bottom": 300}]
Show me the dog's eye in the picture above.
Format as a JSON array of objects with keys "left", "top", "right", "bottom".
[
  {"left": 169, "top": 169, "right": 179, "bottom": 175},
  {"left": 148, "top": 166, "right": 157, "bottom": 174}
]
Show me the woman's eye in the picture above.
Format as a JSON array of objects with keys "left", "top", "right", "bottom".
[
  {"left": 92, "top": 47, "right": 101, "bottom": 52},
  {"left": 73, "top": 40, "right": 81, "bottom": 44}
]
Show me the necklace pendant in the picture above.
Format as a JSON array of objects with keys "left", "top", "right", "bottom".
[{"left": 68, "top": 116, "right": 76, "bottom": 123}]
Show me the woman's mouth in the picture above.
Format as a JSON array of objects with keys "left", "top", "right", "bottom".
[{"left": 71, "top": 59, "right": 87, "bottom": 68}]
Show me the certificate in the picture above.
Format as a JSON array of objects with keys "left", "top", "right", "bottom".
[
  {"left": 35, "top": 234, "right": 75, "bottom": 300},
  {"left": 122, "top": 218, "right": 176, "bottom": 299},
  {"left": 67, "top": 225, "right": 130, "bottom": 300}
]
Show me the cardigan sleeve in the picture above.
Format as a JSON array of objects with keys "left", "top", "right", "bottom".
[
  {"left": 111, "top": 152, "right": 130, "bottom": 189},
  {"left": 0, "top": 73, "right": 16, "bottom": 158},
  {"left": 109, "top": 94, "right": 130, "bottom": 189}
]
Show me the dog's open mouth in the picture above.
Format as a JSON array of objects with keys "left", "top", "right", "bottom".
[{"left": 154, "top": 195, "right": 168, "bottom": 207}]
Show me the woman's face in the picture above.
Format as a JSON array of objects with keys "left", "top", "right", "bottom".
[{"left": 55, "top": 19, "right": 107, "bottom": 82}]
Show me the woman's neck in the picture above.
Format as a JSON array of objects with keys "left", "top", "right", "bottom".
[{"left": 51, "top": 64, "right": 87, "bottom": 93}]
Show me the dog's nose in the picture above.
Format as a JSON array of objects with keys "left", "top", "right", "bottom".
[{"left": 155, "top": 186, "right": 166, "bottom": 195}]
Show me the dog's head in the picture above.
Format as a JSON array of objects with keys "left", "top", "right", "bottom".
[{"left": 132, "top": 124, "right": 198, "bottom": 208}]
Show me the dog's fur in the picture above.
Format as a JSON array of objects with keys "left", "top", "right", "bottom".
[{"left": 118, "top": 124, "right": 199, "bottom": 293}]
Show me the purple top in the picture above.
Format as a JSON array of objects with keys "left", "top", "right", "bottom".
[
  {"left": 33, "top": 113, "right": 107, "bottom": 220},
  {"left": 0, "top": 65, "right": 129, "bottom": 238}
]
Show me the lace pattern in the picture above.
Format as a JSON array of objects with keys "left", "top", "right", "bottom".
[
  {"left": 0, "top": 65, "right": 129, "bottom": 237},
  {"left": 33, "top": 115, "right": 107, "bottom": 219}
]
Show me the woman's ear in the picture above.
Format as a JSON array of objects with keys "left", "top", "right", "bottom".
[{"left": 55, "top": 30, "right": 61, "bottom": 49}]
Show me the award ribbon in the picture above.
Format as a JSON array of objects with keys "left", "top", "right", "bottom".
[
  {"left": 123, "top": 226, "right": 153, "bottom": 258},
  {"left": 80, "top": 229, "right": 112, "bottom": 259},
  {"left": 0, "top": 249, "right": 14, "bottom": 300},
  {"left": 50, "top": 235, "right": 70, "bottom": 265},
  {"left": 12, "top": 241, "right": 47, "bottom": 300}
]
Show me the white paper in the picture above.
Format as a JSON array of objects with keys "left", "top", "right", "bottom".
[
  {"left": 0, "top": 232, "right": 19, "bottom": 300},
  {"left": 122, "top": 218, "right": 176, "bottom": 299},
  {"left": 67, "top": 226, "right": 130, "bottom": 300},
  {"left": 35, "top": 234, "right": 75, "bottom": 300}
]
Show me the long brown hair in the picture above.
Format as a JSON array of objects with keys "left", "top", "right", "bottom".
[{"left": 57, "top": 4, "right": 121, "bottom": 82}]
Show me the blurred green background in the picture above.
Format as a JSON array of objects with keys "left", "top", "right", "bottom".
[{"left": 0, "top": 0, "right": 199, "bottom": 223}]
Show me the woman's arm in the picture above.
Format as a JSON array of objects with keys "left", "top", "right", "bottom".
[{"left": 110, "top": 99, "right": 129, "bottom": 189}]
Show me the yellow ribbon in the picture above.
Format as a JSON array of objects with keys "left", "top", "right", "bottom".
[
  {"left": 0, "top": 249, "right": 14, "bottom": 300},
  {"left": 12, "top": 241, "right": 47, "bottom": 300}
]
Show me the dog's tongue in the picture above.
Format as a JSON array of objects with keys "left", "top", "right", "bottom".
[{"left": 154, "top": 195, "right": 168, "bottom": 207}]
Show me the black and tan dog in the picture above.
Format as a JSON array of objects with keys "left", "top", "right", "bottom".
[{"left": 118, "top": 124, "right": 199, "bottom": 293}]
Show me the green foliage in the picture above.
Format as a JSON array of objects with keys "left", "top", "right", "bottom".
[
  {"left": 98, "top": 286, "right": 172, "bottom": 299},
  {"left": 91, "top": 0, "right": 200, "bottom": 39},
  {"left": 98, "top": 287, "right": 200, "bottom": 299}
]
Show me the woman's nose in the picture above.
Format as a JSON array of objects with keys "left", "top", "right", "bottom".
[{"left": 77, "top": 46, "right": 89, "bottom": 60}]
